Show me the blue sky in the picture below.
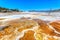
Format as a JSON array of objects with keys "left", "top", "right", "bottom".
[{"left": 0, "top": 0, "right": 60, "bottom": 11}]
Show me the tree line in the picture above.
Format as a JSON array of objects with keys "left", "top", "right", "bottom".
[{"left": 0, "top": 7, "right": 21, "bottom": 12}]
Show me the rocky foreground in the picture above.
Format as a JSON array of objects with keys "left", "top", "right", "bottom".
[{"left": 0, "top": 17, "right": 60, "bottom": 40}]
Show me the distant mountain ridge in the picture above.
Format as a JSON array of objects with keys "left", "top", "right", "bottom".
[
  {"left": 28, "top": 9, "right": 60, "bottom": 12},
  {"left": 0, "top": 7, "right": 60, "bottom": 12}
]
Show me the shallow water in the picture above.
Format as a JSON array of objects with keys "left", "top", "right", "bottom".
[
  {"left": 0, "top": 14, "right": 60, "bottom": 21},
  {"left": 37, "top": 16, "right": 60, "bottom": 21}
]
